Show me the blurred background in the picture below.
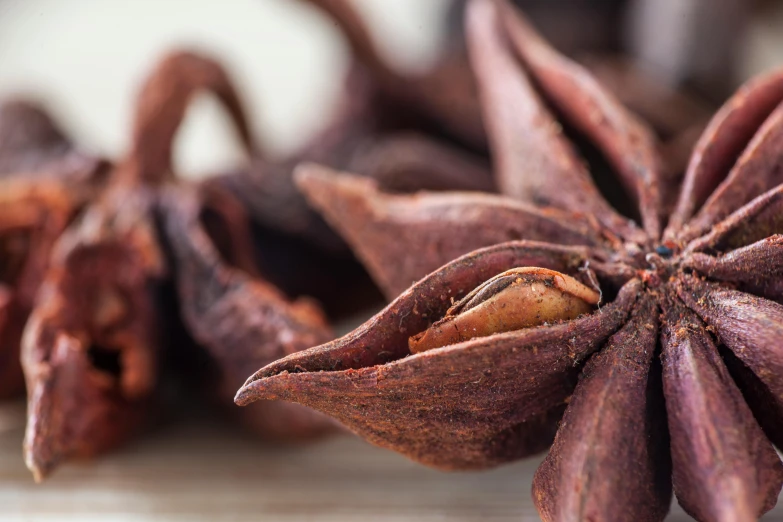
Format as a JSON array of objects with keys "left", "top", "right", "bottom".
[
  {"left": 1, "top": 0, "right": 782, "bottom": 178},
  {"left": 0, "top": 0, "right": 453, "bottom": 176},
  {"left": 1, "top": 0, "right": 783, "bottom": 520}
]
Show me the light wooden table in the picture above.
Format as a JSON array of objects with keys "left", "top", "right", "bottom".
[{"left": 1, "top": 401, "right": 781, "bottom": 521}]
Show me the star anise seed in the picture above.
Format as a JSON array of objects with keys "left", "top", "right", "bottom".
[{"left": 409, "top": 267, "right": 599, "bottom": 353}]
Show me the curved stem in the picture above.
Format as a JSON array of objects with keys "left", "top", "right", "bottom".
[{"left": 125, "top": 50, "right": 257, "bottom": 184}]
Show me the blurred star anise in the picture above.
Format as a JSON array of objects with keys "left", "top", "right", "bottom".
[
  {"left": 21, "top": 51, "right": 336, "bottom": 481},
  {"left": 0, "top": 100, "right": 105, "bottom": 399},
  {"left": 236, "top": 1, "right": 783, "bottom": 520}
]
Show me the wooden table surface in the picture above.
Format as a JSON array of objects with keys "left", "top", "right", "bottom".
[{"left": 1, "top": 400, "right": 782, "bottom": 521}]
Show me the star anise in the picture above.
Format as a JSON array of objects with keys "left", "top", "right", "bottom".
[
  {"left": 236, "top": 1, "right": 783, "bottom": 520},
  {"left": 0, "top": 100, "right": 105, "bottom": 399},
  {"left": 212, "top": 1, "right": 712, "bottom": 318},
  {"left": 20, "top": 51, "right": 335, "bottom": 481}
]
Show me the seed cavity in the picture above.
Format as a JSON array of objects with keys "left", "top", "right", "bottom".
[{"left": 408, "top": 267, "right": 600, "bottom": 353}]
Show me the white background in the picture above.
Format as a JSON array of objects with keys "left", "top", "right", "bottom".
[{"left": 0, "top": 0, "right": 450, "bottom": 177}]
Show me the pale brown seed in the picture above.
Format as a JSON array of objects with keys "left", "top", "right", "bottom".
[{"left": 409, "top": 267, "right": 600, "bottom": 353}]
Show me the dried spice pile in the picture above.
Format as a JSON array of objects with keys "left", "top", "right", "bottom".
[{"left": 2, "top": 0, "right": 782, "bottom": 521}]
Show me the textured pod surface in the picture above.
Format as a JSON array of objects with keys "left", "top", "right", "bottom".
[
  {"left": 466, "top": 0, "right": 643, "bottom": 244},
  {"left": 21, "top": 331, "right": 147, "bottom": 483},
  {"left": 0, "top": 100, "right": 104, "bottom": 399},
  {"left": 722, "top": 346, "right": 783, "bottom": 451},
  {"left": 660, "top": 292, "right": 783, "bottom": 521},
  {"left": 496, "top": 0, "right": 664, "bottom": 239},
  {"left": 676, "top": 276, "right": 783, "bottom": 419},
  {"left": 243, "top": 241, "right": 602, "bottom": 379},
  {"left": 18, "top": 49, "right": 273, "bottom": 479},
  {"left": 296, "top": 165, "right": 606, "bottom": 298},
  {"left": 669, "top": 69, "right": 783, "bottom": 236},
  {"left": 533, "top": 293, "right": 670, "bottom": 522},
  {"left": 687, "top": 184, "right": 783, "bottom": 254},
  {"left": 235, "top": 1, "right": 783, "bottom": 519},
  {"left": 0, "top": 179, "right": 90, "bottom": 399},
  {"left": 684, "top": 235, "right": 783, "bottom": 301},
  {"left": 684, "top": 99, "right": 783, "bottom": 240},
  {"left": 237, "top": 261, "right": 639, "bottom": 469},
  {"left": 160, "top": 187, "right": 337, "bottom": 439},
  {"left": 21, "top": 202, "right": 165, "bottom": 482}
]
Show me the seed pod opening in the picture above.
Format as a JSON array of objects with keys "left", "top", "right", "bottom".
[{"left": 409, "top": 267, "right": 600, "bottom": 353}]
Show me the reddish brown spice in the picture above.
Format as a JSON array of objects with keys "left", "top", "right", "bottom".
[
  {"left": 159, "top": 186, "right": 337, "bottom": 440},
  {"left": 0, "top": 101, "right": 105, "bottom": 399},
  {"left": 0, "top": 179, "right": 87, "bottom": 399},
  {"left": 237, "top": 1, "right": 783, "bottom": 520},
  {"left": 20, "top": 51, "right": 335, "bottom": 480}
]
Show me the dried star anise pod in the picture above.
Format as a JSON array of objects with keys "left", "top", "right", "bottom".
[
  {"left": 159, "top": 187, "right": 337, "bottom": 440},
  {"left": 215, "top": 0, "right": 709, "bottom": 315},
  {"left": 0, "top": 100, "right": 105, "bottom": 399},
  {"left": 0, "top": 178, "right": 88, "bottom": 399},
  {"left": 236, "top": 1, "right": 783, "bottom": 519},
  {"left": 21, "top": 50, "right": 335, "bottom": 480}
]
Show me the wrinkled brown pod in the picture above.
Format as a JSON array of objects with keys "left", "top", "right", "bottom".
[
  {"left": 660, "top": 290, "right": 783, "bottom": 521},
  {"left": 0, "top": 99, "right": 107, "bottom": 399},
  {"left": 237, "top": 243, "right": 634, "bottom": 469},
  {"left": 295, "top": 164, "right": 608, "bottom": 299},
  {"left": 20, "top": 48, "right": 352, "bottom": 480},
  {"left": 533, "top": 293, "right": 670, "bottom": 522},
  {"left": 140, "top": 49, "right": 343, "bottom": 439},
  {"left": 238, "top": 1, "right": 783, "bottom": 519},
  {"left": 21, "top": 199, "right": 165, "bottom": 481},
  {"left": 159, "top": 185, "right": 337, "bottom": 440},
  {"left": 0, "top": 103, "right": 105, "bottom": 399},
  {"left": 21, "top": 146, "right": 169, "bottom": 480},
  {"left": 0, "top": 179, "right": 89, "bottom": 399},
  {"left": 21, "top": 50, "right": 254, "bottom": 480}
]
